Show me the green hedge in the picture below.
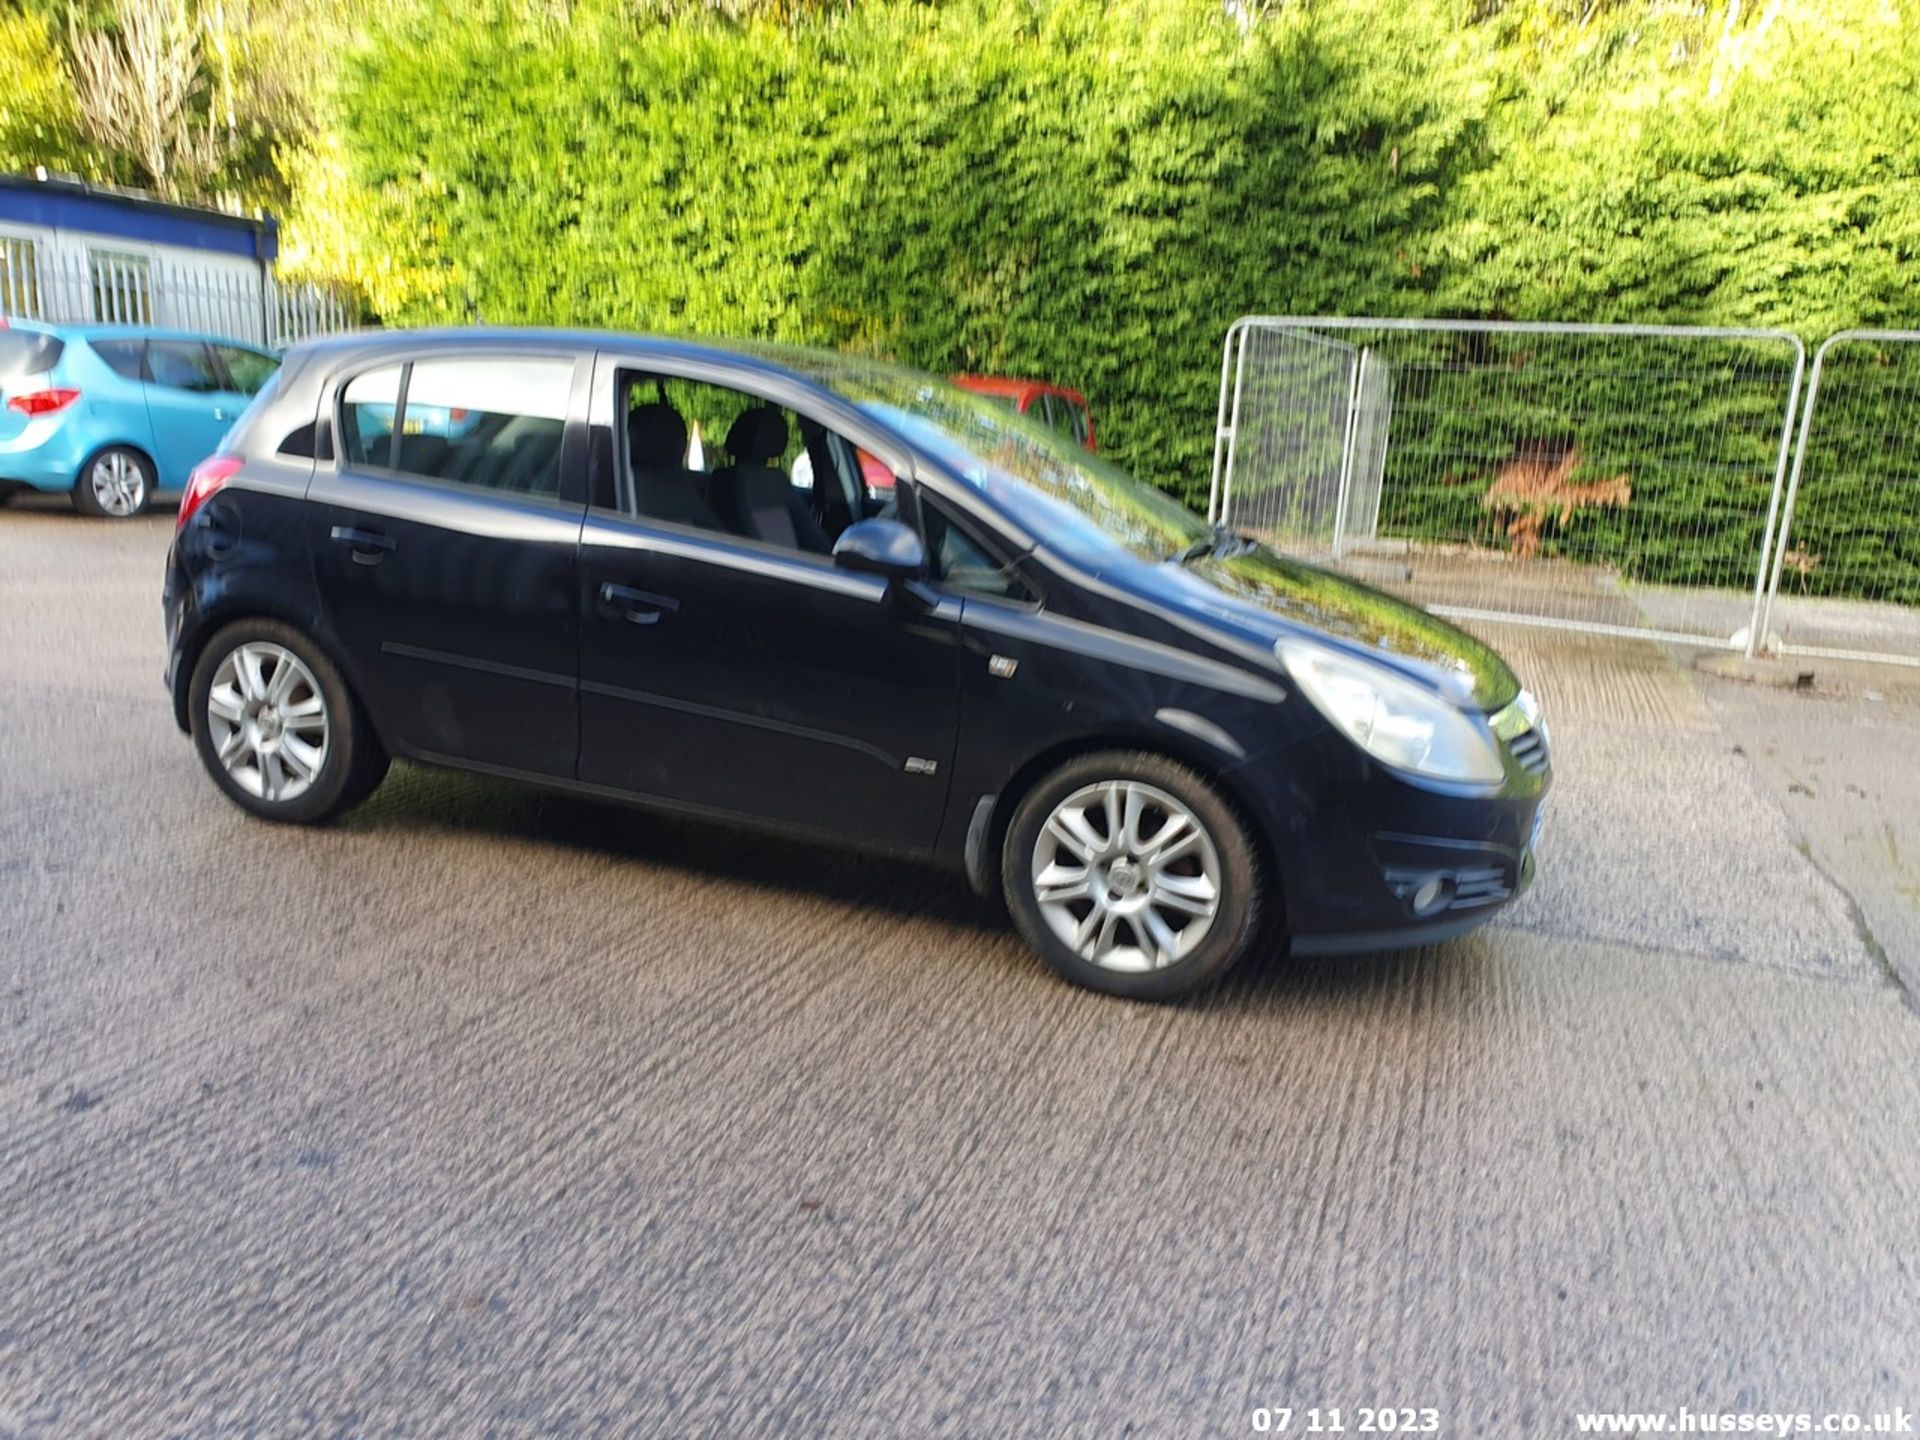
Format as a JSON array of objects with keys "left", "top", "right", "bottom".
[
  {"left": 339, "top": 0, "right": 1483, "bottom": 508},
  {"left": 334, "top": 0, "right": 1920, "bottom": 594}
]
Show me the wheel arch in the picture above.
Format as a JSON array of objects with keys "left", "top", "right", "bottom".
[
  {"left": 172, "top": 603, "right": 368, "bottom": 739},
  {"left": 967, "top": 728, "right": 1288, "bottom": 925}
]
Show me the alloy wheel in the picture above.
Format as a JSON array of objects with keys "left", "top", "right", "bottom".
[
  {"left": 205, "top": 642, "right": 330, "bottom": 803},
  {"left": 1030, "top": 779, "right": 1223, "bottom": 973},
  {"left": 89, "top": 452, "right": 147, "bottom": 517}
]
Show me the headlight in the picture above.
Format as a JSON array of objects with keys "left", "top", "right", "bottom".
[{"left": 1276, "top": 636, "right": 1505, "bottom": 784}]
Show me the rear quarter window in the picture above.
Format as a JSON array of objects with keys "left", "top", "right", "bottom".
[
  {"left": 0, "top": 331, "right": 64, "bottom": 381},
  {"left": 87, "top": 338, "right": 147, "bottom": 381}
]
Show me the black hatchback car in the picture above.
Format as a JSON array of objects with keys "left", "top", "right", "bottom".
[{"left": 163, "top": 330, "right": 1550, "bottom": 1000}]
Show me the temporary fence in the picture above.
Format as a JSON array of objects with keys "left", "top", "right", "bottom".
[
  {"left": 1756, "top": 331, "right": 1920, "bottom": 669},
  {"left": 1210, "top": 318, "right": 1809, "bottom": 654}
]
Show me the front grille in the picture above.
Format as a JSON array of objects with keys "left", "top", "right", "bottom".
[
  {"left": 1508, "top": 727, "right": 1550, "bottom": 776},
  {"left": 1446, "top": 865, "right": 1514, "bottom": 909}
]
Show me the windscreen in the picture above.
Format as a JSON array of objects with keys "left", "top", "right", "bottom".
[{"left": 743, "top": 344, "right": 1210, "bottom": 569}]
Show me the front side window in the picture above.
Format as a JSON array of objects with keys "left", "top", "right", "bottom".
[
  {"left": 735, "top": 346, "right": 1206, "bottom": 568},
  {"left": 340, "top": 356, "right": 573, "bottom": 499},
  {"left": 617, "top": 370, "right": 883, "bottom": 556},
  {"left": 147, "top": 340, "right": 224, "bottom": 393},
  {"left": 922, "top": 495, "right": 1034, "bottom": 602},
  {"left": 214, "top": 345, "right": 279, "bottom": 397}
]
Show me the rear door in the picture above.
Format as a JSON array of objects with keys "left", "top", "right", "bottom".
[
  {"left": 306, "top": 349, "right": 589, "bottom": 777},
  {"left": 143, "top": 339, "right": 240, "bottom": 488}
]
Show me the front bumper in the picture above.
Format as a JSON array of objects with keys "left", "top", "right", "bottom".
[
  {"left": 1231, "top": 724, "right": 1549, "bottom": 953},
  {"left": 1290, "top": 821, "right": 1541, "bottom": 956}
]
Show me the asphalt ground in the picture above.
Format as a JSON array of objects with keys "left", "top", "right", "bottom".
[{"left": 2, "top": 497, "right": 1916, "bottom": 1438}]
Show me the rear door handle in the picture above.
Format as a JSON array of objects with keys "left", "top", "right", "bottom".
[
  {"left": 330, "top": 525, "right": 397, "bottom": 565},
  {"left": 599, "top": 582, "right": 680, "bottom": 625}
]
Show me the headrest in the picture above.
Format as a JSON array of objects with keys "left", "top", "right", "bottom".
[
  {"left": 627, "top": 402, "right": 688, "bottom": 471},
  {"left": 726, "top": 406, "right": 788, "bottom": 463}
]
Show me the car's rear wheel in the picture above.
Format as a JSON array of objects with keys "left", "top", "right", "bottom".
[
  {"left": 72, "top": 446, "right": 154, "bottom": 518},
  {"left": 1002, "top": 750, "right": 1266, "bottom": 1001},
  {"left": 188, "top": 620, "right": 389, "bottom": 824}
]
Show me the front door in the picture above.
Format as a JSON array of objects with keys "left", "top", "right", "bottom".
[
  {"left": 575, "top": 359, "right": 962, "bottom": 850},
  {"left": 306, "top": 351, "right": 587, "bottom": 777},
  {"left": 576, "top": 521, "right": 964, "bottom": 849}
]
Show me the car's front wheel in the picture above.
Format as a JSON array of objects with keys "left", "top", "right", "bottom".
[
  {"left": 1002, "top": 750, "right": 1267, "bottom": 1001},
  {"left": 72, "top": 446, "right": 154, "bottom": 518},
  {"left": 188, "top": 620, "right": 389, "bottom": 824}
]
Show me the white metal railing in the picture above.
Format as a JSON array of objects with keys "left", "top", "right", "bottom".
[{"left": 0, "top": 236, "right": 352, "bottom": 349}]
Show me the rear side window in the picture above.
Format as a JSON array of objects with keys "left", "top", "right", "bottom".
[
  {"left": 214, "top": 345, "right": 278, "bottom": 397},
  {"left": 0, "top": 331, "right": 64, "bottom": 381},
  {"left": 148, "top": 340, "right": 225, "bottom": 393},
  {"left": 89, "top": 338, "right": 146, "bottom": 381},
  {"left": 340, "top": 356, "right": 573, "bottom": 500}
]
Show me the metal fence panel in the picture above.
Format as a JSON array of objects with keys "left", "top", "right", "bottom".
[
  {"left": 1211, "top": 317, "right": 1805, "bottom": 652},
  {"left": 1210, "top": 323, "right": 1359, "bottom": 551},
  {"left": 2, "top": 239, "right": 352, "bottom": 349},
  {"left": 1341, "top": 349, "right": 1392, "bottom": 554},
  {"left": 1761, "top": 330, "right": 1920, "bottom": 668}
]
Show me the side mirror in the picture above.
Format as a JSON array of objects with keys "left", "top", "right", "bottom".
[{"left": 832, "top": 517, "right": 926, "bottom": 581}]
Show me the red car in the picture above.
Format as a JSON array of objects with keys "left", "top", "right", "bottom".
[
  {"left": 859, "top": 374, "right": 1098, "bottom": 494},
  {"left": 950, "top": 374, "right": 1098, "bottom": 451}
]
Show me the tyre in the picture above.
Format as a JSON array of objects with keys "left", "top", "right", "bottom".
[
  {"left": 72, "top": 446, "right": 155, "bottom": 518},
  {"left": 1001, "top": 750, "right": 1266, "bottom": 1001},
  {"left": 188, "top": 620, "right": 389, "bottom": 825}
]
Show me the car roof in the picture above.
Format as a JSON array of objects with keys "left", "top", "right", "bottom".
[
  {"left": 950, "top": 374, "right": 1086, "bottom": 404},
  {"left": 284, "top": 327, "right": 960, "bottom": 410},
  {"left": 289, "top": 325, "right": 825, "bottom": 373}
]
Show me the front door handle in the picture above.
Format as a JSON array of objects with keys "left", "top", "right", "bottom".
[
  {"left": 329, "top": 525, "right": 398, "bottom": 565},
  {"left": 599, "top": 581, "right": 680, "bottom": 625}
]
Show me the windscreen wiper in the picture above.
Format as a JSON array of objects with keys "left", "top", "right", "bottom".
[{"left": 1166, "top": 524, "right": 1257, "bottom": 565}]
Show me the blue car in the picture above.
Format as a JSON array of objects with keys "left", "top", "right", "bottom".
[{"left": 0, "top": 320, "right": 279, "bottom": 518}]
